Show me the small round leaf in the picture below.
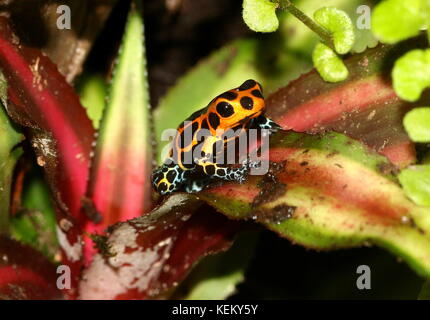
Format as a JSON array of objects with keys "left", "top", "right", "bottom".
[
  {"left": 403, "top": 107, "right": 430, "bottom": 142},
  {"left": 312, "top": 42, "right": 348, "bottom": 82},
  {"left": 399, "top": 165, "right": 430, "bottom": 206},
  {"left": 314, "top": 7, "right": 355, "bottom": 54},
  {"left": 393, "top": 49, "right": 430, "bottom": 102},
  {"left": 242, "top": 0, "right": 279, "bottom": 33}
]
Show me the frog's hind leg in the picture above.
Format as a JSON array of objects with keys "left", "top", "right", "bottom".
[{"left": 151, "top": 162, "right": 187, "bottom": 195}]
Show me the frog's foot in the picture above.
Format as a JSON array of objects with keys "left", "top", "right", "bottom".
[
  {"left": 151, "top": 163, "right": 187, "bottom": 195},
  {"left": 253, "top": 115, "right": 282, "bottom": 137},
  {"left": 242, "top": 157, "right": 261, "bottom": 169}
]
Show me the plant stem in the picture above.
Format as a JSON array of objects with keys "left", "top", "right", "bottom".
[{"left": 275, "top": 0, "right": 335, "bottom": 51}]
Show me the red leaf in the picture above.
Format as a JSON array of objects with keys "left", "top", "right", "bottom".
[
  {"left": 0, "top": 17, "right": 95, "bottom": 297},
  {"left": 0, "top": 236, "right": 62, "bottom": 300},
  {"left": 79, "top": 195, "right": 240, "bottom": 299}
]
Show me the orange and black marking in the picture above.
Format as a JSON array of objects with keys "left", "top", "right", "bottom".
[{"left": 151, "top": 79, "right": 281, "bottom": 195}]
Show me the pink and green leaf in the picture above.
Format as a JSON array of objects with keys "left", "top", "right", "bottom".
[
  {"left": 266, "top": 43, "right": 427, "bottom": 168},
  {"left": 199, "top": 131, "right": 430, "bottom": 277},
  {"left": 85, "top": 0, "right": 154, "bottom": 260}
]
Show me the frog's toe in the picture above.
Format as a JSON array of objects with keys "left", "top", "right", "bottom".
[{"left": 242, "top": 157, "right": 261, "bottom": 169}]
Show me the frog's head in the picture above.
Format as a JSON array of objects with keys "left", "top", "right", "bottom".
[{"left": 206, "top": 79, "right": 265, "bottom": 132}]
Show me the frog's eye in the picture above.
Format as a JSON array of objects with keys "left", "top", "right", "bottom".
[
  {"left": 239, "top": 96, "right": 254, "bottom": 110},
  {"left": 216, "top": 101, "right": 234, "bottom": 117}
]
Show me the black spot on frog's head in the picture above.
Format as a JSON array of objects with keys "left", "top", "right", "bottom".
[{"left": 238, "top": 79, "right": 257, "bottom": 91}]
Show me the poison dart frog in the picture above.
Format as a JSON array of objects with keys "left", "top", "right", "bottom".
[{"left": 151, "top": 79, "right": 281, "bottom": 195}]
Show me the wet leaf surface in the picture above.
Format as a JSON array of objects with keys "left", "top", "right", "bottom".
[{"left": 79, "top": 194, "right": 240, "bottom": 299}]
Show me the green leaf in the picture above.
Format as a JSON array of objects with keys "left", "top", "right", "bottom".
[
  {"left": 10, "top": 174, "right": 58, "bottom": 261},
  {"left": 0, "top": 72, "right": 24, "bottom": 233},
  {"left": 76, "top": 73, "right": 106, "bottom": 129},
  {"left": 403, "top": 107, "right": 430, "bottom": 142},
  {"left": 243, "top": 0, "right": 279, "bottom": 33},
  {"left": 313, "top": 7, "right": 355, "bottom": 54},
  {"left": 399, "top": 165, "right": 430, "bottom": 207},
  {"left": 312, "top": 42, "right": 348, "bottom": 82},
  {"left": 393, "top": 49, "right": 430, "bottom": 102},
  {"left": 372, "top": 0, "right": 429, "bottom": 44}
]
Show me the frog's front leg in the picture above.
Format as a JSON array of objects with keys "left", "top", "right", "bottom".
[
  {"left": 252, "top": 114, "right": 282, "bottom": 135},
  {"left": 151, "top": 161, "right": 189, "bottom": 195}
]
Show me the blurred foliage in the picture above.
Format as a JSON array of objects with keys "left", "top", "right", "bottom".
[
  {"left": 76, "top": 74, "right": 107, "bottom": 129},
  {"left": 10, "top": 172, "right": 59, "bottom": 261},
  {"left": 372, "top": 0, "right": 429, "bottom": 44},
  {"left": 0, "top": 72, "right": 24, "bottom": 234}
]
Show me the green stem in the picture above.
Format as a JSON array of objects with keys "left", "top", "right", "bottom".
[{"left": 275, "top": 0, "right": 335, "bottom": 51}]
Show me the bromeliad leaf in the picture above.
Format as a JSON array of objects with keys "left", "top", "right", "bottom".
[
  {"left": 79, "top": 194, "right": 240, "bottom": 299},
  {"left": 199, "top": 131, "right": 430, "bottom": 278},
  {"left": 86, "top": 0, "right": 153, "bottom": 260},
  {"left": 267, "top": 43, "right": 427, "bottom": 168},
  {"left": 0, "top": 236, "right": 62, "bottom": 299},
  {"left": 0, "top": 16, "right": 95, "bottom": 297}
]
